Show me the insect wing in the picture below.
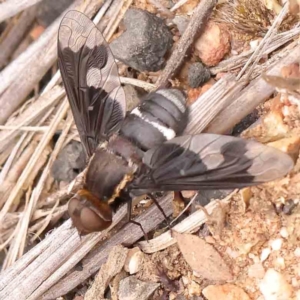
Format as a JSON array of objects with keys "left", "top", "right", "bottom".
[
  {"left": 58, "top": 10, "right": 126, "bottom": 157},
  {"left": 130, "top": 134, "right": 294, "bottom": 192}
]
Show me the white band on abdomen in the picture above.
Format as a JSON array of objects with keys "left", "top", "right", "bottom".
[{"left": 131, "top": 108, "right": 176, "bottom": 140}]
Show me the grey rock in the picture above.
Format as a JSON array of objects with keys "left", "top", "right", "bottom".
[
  {"left": 110, "top": 8, "right": 173, "bottom": 72},
  {"left": 51, "top": 140, "right": 86, "bottom": 182},
  {"left": 195, "top": 190, "right": 232, "bottom": 207},
  {"left": 173, "top": 15, "right": 189, "bottom": 35},
  {"left": 118, "top": 276, "right": 160, "bottom": 300},
  {"left": 187, "top": 62, "right": 211, "bottom": 88}
]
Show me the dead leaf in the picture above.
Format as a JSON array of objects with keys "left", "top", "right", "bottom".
[{"left": 173, "top": 231, "right": 233, "bottom": 281}]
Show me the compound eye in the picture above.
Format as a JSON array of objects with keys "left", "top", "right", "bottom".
[
  {"left": 80, "top": 206, "right": 111, "bottom": 232},
  {"left": 68, "top": 195, "right": 112, "bottom": 235}
]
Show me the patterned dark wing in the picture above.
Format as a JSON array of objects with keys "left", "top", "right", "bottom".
[
  {"left": 58, "top": 10, "right": 126, "bottom": 158},
  {"left": 130, "top": 134, "right": 294, "bottom": 193}
]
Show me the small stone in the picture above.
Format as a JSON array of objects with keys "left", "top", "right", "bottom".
[
  {"left": 282, "top": 199, "right": 297, "bottom": 215},
  {"left": 259, "top": 269, "right": 293, "bottom": 300},
  {"left": 187, "top": 62, "right": 211, "bottom": 88},
  {"left": 111, "top": 8, "right": 173, "bottom": 72},
  {"left": 280, "top": 227, "right": 289, "bottom": 238},
  {"left": 260, "top": 248, "right": 271, "bottom": 262},
  {"left": 123, "top": 85, "right": 141, "bottom": 111},
  {"left": 270, "top": 238, "right": 283, "bottom": 251},
  {"left": 124, "top": 247, "right": 144, "bottom": 275},
  {"left": 294, "top": 247, "right": 300, "bottom": 257},
  {"left": 194, "top": 22, "right": 230, "bottom": 66},
  {"left": 274, "top": 257, "right": 285, "bottom": 269},
  {"left": 248, "top": 263, "right": 265, "bottom": 279},
  {"left": 181, "top": 190, "right": 197, "bottom": 198},
  {"left": 118, "top": 276, "right": 160, "bottom": 300},
  {"left": 188, "top": 280, "right": 201, "bottom": 297},
  {"left": 51, "top": 140, "right": 85, "bottom": 182},
  {"left": 173, "top": 15, "right": 189, "bottom": 35},
  {"left": 203, "top": 284, "right": 250, "bottom": 300}
]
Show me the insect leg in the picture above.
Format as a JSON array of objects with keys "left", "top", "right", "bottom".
[
  {"left": 147, "top": 193, "right": 170, "bottom": 229},
  {"left": 126, "top": 200, "right": 149, "bottom": 242}
]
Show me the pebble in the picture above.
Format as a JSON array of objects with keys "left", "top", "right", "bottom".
[
  {"left": 187, "top": 62, "right": 211, "bottom": 88},
  {"left": 280, "top": 227, "right": 289, "bottom": 238},
  {"left": 51, "top": 140, "right": 85, "bottom": 182},
  {"left": 118, "top": 276, "right": 160, "bottom": 300},
  {"left": 248, "top": 263, "right": 265, "bottom": 279},
  {"left": 270, "top": 238, "right": 283, "bottom": 251},
  {"left": 260, "top": 248, "right": 271, "bottom": 262},
  {"left": 260, "top": 269, "right": 292, "bottom": 300},
  {"left": 111, "top": 8, "right": 173, "bottom": 72},
  {"left": 194, "top": 22, "right": 230, "bottom": 66},
  {"left": 124, "top": 247, "right": 144, "bottom": 275},
  {"left": 294, "top": 247, "right": 300, "bottom": 257}
]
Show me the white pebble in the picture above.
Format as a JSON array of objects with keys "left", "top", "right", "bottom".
[
  {"left": 280, "top": 227, "right": 289, "bottom": 238},
  {"left": 294, "top": 247, "right": 300, "bottom": 257},
  {"left": 271, "top": 238, "right": 283, "bottom": 251},
  {"left": 275, "top": 257, "right": 285, "bottom": 269},
  {"left": 260, "top": 269, "right": 292, "bottom": 300},
  {"left": 261, "top": 248, "right": 271, "bottom": 262}
]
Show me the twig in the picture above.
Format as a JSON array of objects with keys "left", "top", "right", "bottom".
[
  {"left": 155, "top": 0, "right": 217, "bottom": 88},
  {"left": 0, "top": 0, "right": 42, "bottom": 23},
  {"left": 0, "top": 0, "right": 105, "bottom": 125},
  {"left": 120, "top": 77, "right": 155, "bottom": 92},
  {"left": 0, "top": 5, "right": 38, "bottom": 68},
  {"left": 103, "top": 0, "right": 133, "bottom": 41},
  {"left": 184, "top": 74, "right": 246, "bottom": 133},
  {"left": 0, "top": 85, "right": 64, "bottom": 154},
  {"left": 170, "top": 0, "right": 189, "bottom": 12},
  {"left": 0, "top": 125, "right": 48, "bottom": 132}
]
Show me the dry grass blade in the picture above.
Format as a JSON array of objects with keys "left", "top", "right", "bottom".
[
  {"left": 120, "top": 77, "right": 155, "bottom": 92},
  {"left": 0, "top": 0, "right": 104, "bottom": 125},
  {"left": 1, "top": 111, "right": 74, "bottom": 269},
  {"left": 237, "top": 3, "right": 289, "bottom": 80},
  {"left": 0, "top": 99, "right": 69, "bottom": 234},
  {"left": 0, "top": 85, "right": 64, "bottom": 153},
  {"left": 211, "top": 25, "right": 300, "bottom": 74}
]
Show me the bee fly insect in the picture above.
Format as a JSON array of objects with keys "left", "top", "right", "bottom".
[{"left": 58, "top": 10, "right": 294, "bottom": 237}]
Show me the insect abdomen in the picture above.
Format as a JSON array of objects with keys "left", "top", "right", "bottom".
[{"left": 119, "top": 89, "right": 188, "bottom": 151}]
